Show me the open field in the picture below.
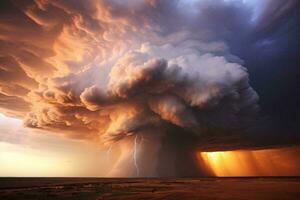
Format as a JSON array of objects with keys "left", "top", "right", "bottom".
[{"left": 1, "top": 177, "right": 300, "bottom": 200}]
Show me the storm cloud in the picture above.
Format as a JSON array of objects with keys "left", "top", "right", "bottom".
[{"left": 0, "top": 0, "right": 299, "bottom": 176}]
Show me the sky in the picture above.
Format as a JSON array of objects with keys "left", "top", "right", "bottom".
[
  {"left": 0, "top": 0, "right": 300, "bottom": 177},
  {"left": 0, "top": 114, "right": 116, "bottom": 177}
]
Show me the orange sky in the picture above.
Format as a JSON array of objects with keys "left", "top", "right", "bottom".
[{"left": 0, "top": 114, "right": 118, "bottom": 177}]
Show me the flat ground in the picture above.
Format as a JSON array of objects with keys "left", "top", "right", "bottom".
[{"left": 1, "top": 178, "right": 300, "bottom": 200}]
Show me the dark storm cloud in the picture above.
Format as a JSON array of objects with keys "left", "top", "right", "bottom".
[{"left": 228, "top": 0, "right": 300, "bottom": 146}]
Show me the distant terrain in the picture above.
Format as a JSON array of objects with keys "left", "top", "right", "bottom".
[{"left": 1, "top": 177, "right": 300, "bottom": 200}]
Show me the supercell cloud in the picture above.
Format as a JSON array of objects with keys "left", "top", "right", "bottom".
[{"left": 0, "top": 0, "right": 299, "bottom": 176}]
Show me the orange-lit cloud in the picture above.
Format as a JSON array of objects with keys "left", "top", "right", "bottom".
[{"left": 0, "top": 0, "right": 259, "bottom": 147}]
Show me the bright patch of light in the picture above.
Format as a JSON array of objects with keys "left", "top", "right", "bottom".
[
  {"left": 0, "top": 142, "right": 74, "bottom": 177},
  {"left": 199, "top": 147, "right": 300, "bottom": 177},
  {"left": 0, "top": 113, "right": 22, "bottom": 126},
  {"left": 0, "top": 113, "right": 113, "bottom": 177}
]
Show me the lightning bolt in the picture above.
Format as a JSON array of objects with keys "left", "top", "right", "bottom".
[{"left": 133, "top": 135, "right": 139, "bottom": 176}]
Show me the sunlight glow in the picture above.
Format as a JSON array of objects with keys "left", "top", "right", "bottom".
[
  {"left": 199, "top": 147, "right": 300, "bottom": 176},
  {"left": 0, "top": 113, "right": 114, "bottom": 177},
  {"left": 0, "top": 142, "right": 74, "bottom": 177}
]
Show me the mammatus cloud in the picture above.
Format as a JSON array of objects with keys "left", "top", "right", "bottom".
[{"left": 0, "top": 0, "right": 298, "bottom": 176}]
